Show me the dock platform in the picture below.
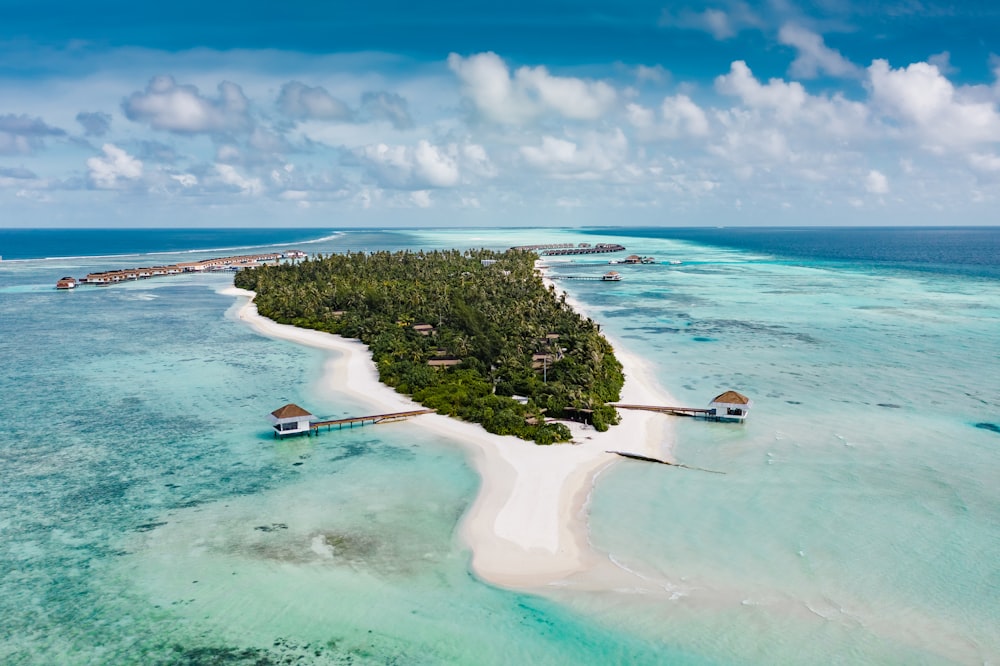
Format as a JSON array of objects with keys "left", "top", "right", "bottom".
[
  {"left": 612, "top": 403, "right": 713, "bottom": 417},
  {"left": 613, "top": 394, "right": 750, "bottom": 422},
  {"left": 310, "top": 409, "right": 435, "bottom": 432}
]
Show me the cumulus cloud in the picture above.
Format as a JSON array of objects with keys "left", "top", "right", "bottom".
[
  {"left": 410, "top": 190, "right": 432, "bottom": 208},
  {"left": 75, "top": 111, "right": 112, "bottom": 137},
  {"left": 659, "top": 3, "right": 761, "bottom": 40},
  {"left": 716, "top": 61, "right": 809, "bottom": 115},
  {"left": 448, "top": 52, "right": 616, "bottom": 124},
  {"left": 868, "top": 59, "right": 1000, "bottom": 149},
  {"left": 715, "top": 61, "right": 869, "bottom": 135},
  {"left": 634, "top": 64, "right": 669, "bottom": 85},
  {"left": 357, "top": 140, "right": 465, "bottom": 189},
  {"left": 359, "top": 91, "right": 414, "bottom": 129},
  {"left": 627, "top": 94, "right": 710, "bottom": 140},
  {"left": 520, "top": 129, "right": 629, "bottom": 178},
  {"left": 122, "top": 76, "right": 251, "bottom": 134},
  {"left": 87, "top": 143, "right": 143, "bottom": 189},
  {"left": 968, "top": 153, "right": 1000, "bottom": 172},
  {"left": 778, "top": 24, "right": 860, "bottom": 79},
  {"left": 0, "top": 114, "right": 65, "bottom": 154},
  {"left": 170, "top": 173, "right": 198, "bottom": 188},
  {"left": 277, "top": 81, "right": 352, "bottom": 121},
  {"left": 865, "top": 169, "right": 889, "bottom": 194},
  {"left": 215, "top": 164, "right": 263, "bottom": 195}
]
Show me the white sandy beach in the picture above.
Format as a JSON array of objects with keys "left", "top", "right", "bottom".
[{"left": 220, "top": 282, "right": 678, "bottom": 589}]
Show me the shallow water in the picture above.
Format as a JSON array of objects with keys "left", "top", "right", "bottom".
[{"left": 1, "top": 229, "right": 997, "bottom": 664}]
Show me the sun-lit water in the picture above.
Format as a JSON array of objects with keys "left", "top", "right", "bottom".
[{"left": 1, "top": 228, "right": 997, "bottom": 664}]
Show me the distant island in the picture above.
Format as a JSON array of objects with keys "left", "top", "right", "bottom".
[{"left": 235, "top": 249, "right": 623, "bottom": 443}]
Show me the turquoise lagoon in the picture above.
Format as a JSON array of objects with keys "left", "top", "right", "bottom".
[{"left": 0, "top": 228, "right": 997, "bottom": 664}]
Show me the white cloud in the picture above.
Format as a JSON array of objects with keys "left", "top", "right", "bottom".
[
  {"left": 715, "top": 61, "right": 869, "bottom": 135},
  {"left": 277, "top": 81, "right": 352, "bottom": 121},
  {"left": 413, "top": 141, "right": 460, "bottom": 187},
  {"left": 968, "top": 153, "right": 1000, "bottom": 172},
  {"left": 410, "top": 190, "right": 432, "bottom": 207},
  {"left": 634, "top": 64, "right": 669, "bottom": 84},
  {"left": 215, "top": 164, "right": 262, "bottom": 195},
  {"left": 868, "top": 59, "right": 1000, "bottom": 149},
  {"left": 520, "top": 129, "right": 628, "bottom": 178},
  {"left": 357, "top": 139, "right": 482, "bottom": 189},
  {"left": 778, "top": 24, "right": 860, "bottom": 79},
  {"left": 659, "top": 4, "right": 761, "bottom": 40},
  {"left": 865, "top": 169, "right": 889, "bottom": 194},
  {"left": 716, "top": 61, "right": 808, "bottom": 116},
  {"left": 87, "top": 143, "right": 143, "bottom": 189},
  {"left": 628, "top": 94, "right": 710, "bottom": 140},
  {"left": 170, "top": 173, "right": 198, "bottom": 188},
  {"left": 447, "top": 52, "right": 616, "bottom": 124},
  {"left": 122, "top": 76, "right": 251, "bottom": 134}
]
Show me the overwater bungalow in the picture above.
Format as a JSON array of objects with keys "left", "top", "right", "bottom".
[
  {"left": 268, "top": 403, "right": 315, "bottom": 437},
  {"left": 708, "top": 391, "right": 752, "bottom": 422}
]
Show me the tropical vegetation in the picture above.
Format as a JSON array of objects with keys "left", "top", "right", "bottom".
[{"left": 235, "top": 249, "right": 623, "bottom": 443}]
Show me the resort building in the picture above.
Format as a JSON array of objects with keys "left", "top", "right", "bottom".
[
  {"left": 708, "top": 391, "right": 752, "bottom": 422},
  {"left": 268, "top": 403, "right": 315, "bottom": 437},
  {"left": 427, "top": 358, "right": 462, "bottom": 368}
]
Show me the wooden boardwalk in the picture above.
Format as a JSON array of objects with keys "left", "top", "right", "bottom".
[
  {"left": 612, "top": 403, "right": 712, "bottom": 418},
  {"left": 310, "top": 409, "right": 435, "bottom": 431}
]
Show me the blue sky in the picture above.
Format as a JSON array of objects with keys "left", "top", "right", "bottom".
[{"left": 1, "top": 0, "right": 999, "bottom": 227}]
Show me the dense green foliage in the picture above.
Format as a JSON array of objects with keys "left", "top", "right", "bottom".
[{"left": 236, "top": 249, "right": 623, "bottom": 443}]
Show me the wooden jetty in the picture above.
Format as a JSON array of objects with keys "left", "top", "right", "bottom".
[
  {"left": 613, "top": 403, "right": 712, "bottom": 417},
  {"left": 309, "top": 409, "right": 435, "bottom": 432},
  {"left": 269, "top": 403, "right": 434, "bottom": 437},
  {"left": 554, "top": 272, "right": 623, "bottom": 281},
  {"left": 510, "top": 243, "right": 575, "bottom": 251},
  {"left": 542, "top": 244, "right": 626, "bottom": 256},
  {"left": 57, "top": 250, "right": 307, "bottom": 289},
  {"left": 614, "top": 392, "right": 752, "bottom": 422}
]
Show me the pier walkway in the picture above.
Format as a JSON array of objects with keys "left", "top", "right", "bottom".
[
  {"left": 542, "top": 244, "right": 626, "bottom": 256},
  {"left": 553, "top": 275, "right": 616, "bottom": 281},
  {"left": 310, "top": 409, "right": 435, "bottom": 432},
  {"left": 612, "top": 403, "right": 713, "bottom": 417}
]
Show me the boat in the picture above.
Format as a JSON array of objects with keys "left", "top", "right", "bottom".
[
  {"left": 55, "top": 277, "right": 77, "bottom": 289},
  {"left": 602, "top": 271, "right": 622, "bottom": 281},
  {"left": 641, "top": 256, "right": 656, "bottom": 264}
]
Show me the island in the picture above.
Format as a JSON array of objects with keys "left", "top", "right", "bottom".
[{"left": 234, "top": 248, "right": 623, "bottom": 443}]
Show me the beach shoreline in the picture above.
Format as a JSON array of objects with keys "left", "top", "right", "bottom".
[{"left": 220, "top": 281, "right": 677, "bottom": 589}]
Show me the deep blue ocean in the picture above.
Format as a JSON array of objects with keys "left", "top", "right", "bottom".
[
  {"left": 586, "top": 226, "right": 1000, "bottom": 278},
  {"left": 0, "top": 228, "right": 338, "bottom": 261},
  {"left": 1, "top": 226, "right": 997, "bottom": 665}
]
